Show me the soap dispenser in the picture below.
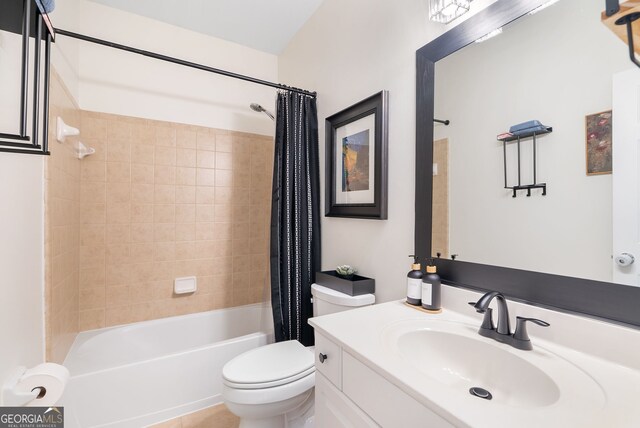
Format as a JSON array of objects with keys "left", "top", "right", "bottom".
[
  {"left": 406, "top": 255, "right": 423, "bottom": 306},
  {"left": 421, "top": 259, "right": 441, "bottom": 311}
]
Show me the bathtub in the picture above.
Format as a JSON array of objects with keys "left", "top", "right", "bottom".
[{"left": 61, "top": 304, "right": 272, "bottom": 427}]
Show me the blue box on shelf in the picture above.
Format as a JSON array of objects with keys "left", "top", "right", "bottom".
[{"left": 509, "top": 120, "right": 548, "bottom": 136}]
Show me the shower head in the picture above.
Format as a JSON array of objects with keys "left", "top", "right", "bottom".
[
  {"left": 250, "top": 103, "right": 264, "bottom": 112},
  {"left": 250, "top": 103, "right": 275, "bottom": 121}
]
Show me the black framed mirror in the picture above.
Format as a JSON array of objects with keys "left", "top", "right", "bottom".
[{"left": 415, "top": 0, "right": 640, "bottom": 328}]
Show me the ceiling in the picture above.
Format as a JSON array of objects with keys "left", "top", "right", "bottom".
[{"left": 88, "top": 0, "right": 325, "bottom": 54}]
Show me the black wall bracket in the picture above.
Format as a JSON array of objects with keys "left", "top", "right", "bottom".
[
  {"left": 606, "top": 0, "right": 620, "bottom": 17},
  {"left": 615, "top": 12, "right": 640, "bottom": 70}
]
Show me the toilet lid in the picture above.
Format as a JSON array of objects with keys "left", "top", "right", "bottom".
[{"left": 223, "top": 340, "right": 315, "bottom": 389}]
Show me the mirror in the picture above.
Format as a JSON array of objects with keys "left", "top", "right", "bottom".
[{"left": 431, "top": 0, "right": 637, "bottom": 285}]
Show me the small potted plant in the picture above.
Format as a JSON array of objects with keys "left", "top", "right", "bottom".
[{"left": 335, "top": 265, "right": 357, "bottom": 280}]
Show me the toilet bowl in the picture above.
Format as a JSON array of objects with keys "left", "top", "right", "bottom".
[
  {"left": 222, "top": 283, "right": 375, "bottom": 428},
  {"left": 222, "top": 340, "right": 315, "bottom": 428}
]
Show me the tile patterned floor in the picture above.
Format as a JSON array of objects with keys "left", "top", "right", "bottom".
[{"left": 150, "top": 404, "right": 239, "bottom": 428}]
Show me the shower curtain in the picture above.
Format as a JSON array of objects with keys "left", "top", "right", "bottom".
[{"left": 270, "top": 91, "right": 321, "bottom": 347}]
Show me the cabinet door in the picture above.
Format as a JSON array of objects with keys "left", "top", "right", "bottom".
[{"left": 315, "top": 372, "right": 379, "bottom": 428}]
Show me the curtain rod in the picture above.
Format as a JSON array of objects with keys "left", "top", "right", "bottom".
[{"left": 54, "top": 28, "right": 317, "bottom": 98}]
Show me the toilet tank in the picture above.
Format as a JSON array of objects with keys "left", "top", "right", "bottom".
[{"left": 311, "top": 283, "right": 375, "bottom": 317}]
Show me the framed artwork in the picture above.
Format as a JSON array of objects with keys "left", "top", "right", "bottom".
[
  {"left": 585, "top": 110, "right": 612, "bottom": 175},
  {"left": 325, "top": 91, "right": 388, "bottom": 219}
]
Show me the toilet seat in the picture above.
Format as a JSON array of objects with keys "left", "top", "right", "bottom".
[
  {"left": 223, "top": 340, "right": 315, "bottom": 390},
  {"left": 222, "top": 372, "right": 315, "bottom": 406},
  {"left": 224, "top": 365, "right": 315, "bottom": 389}
]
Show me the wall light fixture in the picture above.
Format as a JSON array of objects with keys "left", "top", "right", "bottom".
[{"left": 429, "top": 0, "right": 473, "bottom": 24}]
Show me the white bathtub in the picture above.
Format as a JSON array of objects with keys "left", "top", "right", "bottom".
[{"left": 61, "top": 304, "right": 272, "bottom": 427}]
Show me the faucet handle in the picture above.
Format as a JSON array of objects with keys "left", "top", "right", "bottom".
[{"left": 514, "top": 316, "right": 550, "bottom": 342}]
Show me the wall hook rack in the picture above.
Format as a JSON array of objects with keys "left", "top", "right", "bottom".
[{"left": 498, "top": 124, "right": 552, "bottom": 198}]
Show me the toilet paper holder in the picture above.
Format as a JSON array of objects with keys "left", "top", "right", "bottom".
[
  {"left": 1, "top": 364, "right": 69, "bottom": 407},
  {"left": 2, "top": 367, "right": 42, "bottom": 406}
]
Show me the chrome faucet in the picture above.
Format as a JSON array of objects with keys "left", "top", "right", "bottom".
[{"left": 469, "top": 291, "right": 550, "bottom": 351}]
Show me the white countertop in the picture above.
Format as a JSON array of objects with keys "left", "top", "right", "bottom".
[{"left": 309, "top": 286, "right": 640, "bottom": 428}]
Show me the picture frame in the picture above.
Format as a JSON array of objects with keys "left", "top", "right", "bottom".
[
  {"left": 585, "top": 110, "right": 613, "bottom": 176},
  {"left": 325, "top": 91, "right": 388, "bottom": 219}
]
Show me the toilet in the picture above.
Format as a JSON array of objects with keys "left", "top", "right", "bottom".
[{"left": 222, "top": 283, "right": 375, "bottom": 428}]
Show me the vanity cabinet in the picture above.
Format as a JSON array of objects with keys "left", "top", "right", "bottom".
[
  {"left": 314, "top": 332, "right": 454, "bottom": 428},
  {"left": 315, "top": 372, "right": 377, "bottom": 428}
]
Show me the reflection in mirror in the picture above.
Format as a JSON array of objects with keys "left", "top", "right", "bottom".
[
  {"left": 432, "top": 138, "right": 449, "bottom": 259},
  {"left": 432, "top": 0, "right": 636, "bottom": 284}
]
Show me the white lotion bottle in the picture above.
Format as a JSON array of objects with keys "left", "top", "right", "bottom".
[{"left": 406, "top": 255, "right": 423, "bottom": 306}]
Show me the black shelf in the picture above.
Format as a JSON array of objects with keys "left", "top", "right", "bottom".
[
  {"left": 499, "top": 125, "right": 552, "bottom": 198},
  {"left": 498, "top": 126, "right": 552, "bottom": 142}
]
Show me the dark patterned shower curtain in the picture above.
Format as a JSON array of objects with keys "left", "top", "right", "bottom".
[{"left": 270, "top": 91, "right": 321, "bottom": 347}]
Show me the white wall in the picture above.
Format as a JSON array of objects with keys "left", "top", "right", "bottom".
[
  {"left": 53, "top": 0, "right": 279, "bottom": 136},
  {"left": 279, "top": 0, "right": 451, "bottom": 303},
  {"left": 50, "top": 0, "right": 81, "bottom": 101},
  {"left": 0, "top": 153, "right": 45, "bottom": 388},
  {"left": 435, "top": 0, "right": 631, "bottom": 281},
  {"left": 0, "top": 30, "right": 31, "bottom": 136},
  {"left": 0, "top": 30, "right": 45, "bottom": 388},
  {"left": 0, "top": 2, "right": 83, "bottom": 389}
]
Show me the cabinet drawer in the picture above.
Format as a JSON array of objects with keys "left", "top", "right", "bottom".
[{"left": 315, "top": 332, "right": 342, "bottom": 389}]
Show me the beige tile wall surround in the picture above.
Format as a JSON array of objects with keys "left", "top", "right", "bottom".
[
  {"left": 432, "top": 138, "right": 449, "bottom": 258},
  {"left": 45, "top": 70, "right": 82, "bottom": 363},
  {"left": 77, "top": 111, "right": 273, "bottom": 330}
]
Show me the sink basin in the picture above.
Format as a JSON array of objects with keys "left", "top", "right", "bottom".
[
  {"left": 382, "top": 319, "right": 605, "bottom": 410},
  {"left": 396, "top": 329, "right": 559, "bottom": 407}
]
